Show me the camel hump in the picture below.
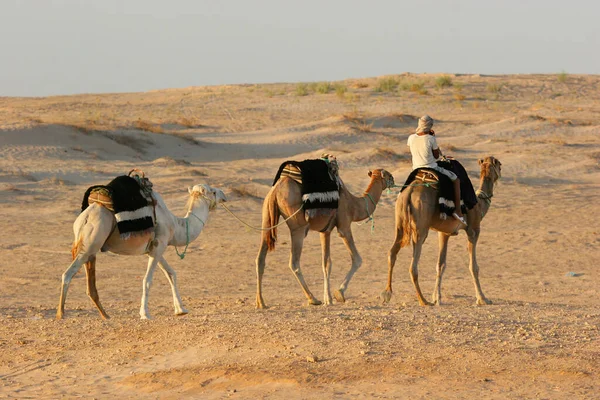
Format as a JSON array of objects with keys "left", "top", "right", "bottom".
[{"left": 87, "top": 188, "right": 114, "bottom": 211}]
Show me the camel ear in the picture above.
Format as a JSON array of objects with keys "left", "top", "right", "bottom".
[
  {"left": 214, "top": 188, "right": 227, "bottom": 203},
  {"left": 478, "top": 159, "right": 484, "bottom": 165},
  {"left": 368, "top": 170, "right": 372, "bottom": 177},
  {"left": 188, "top": 186, "right": 193, "bottom": 194}
]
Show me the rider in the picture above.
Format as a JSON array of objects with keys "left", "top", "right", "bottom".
[{"left": 407, "top": 115, "right": 467, "bottom": 226}]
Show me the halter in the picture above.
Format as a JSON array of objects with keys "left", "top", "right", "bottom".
[
  {"left": 475, "top": 189, "right": 493, "bottom": 205},
  {"left": 477, "top": 161, "right": 500, "bottom": 210},
  {"left": 481, "top": 161, "right": 502, "bottom": 180}
]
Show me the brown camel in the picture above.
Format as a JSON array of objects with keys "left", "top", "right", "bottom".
[
  {"left": 255, "top": 168, "right": 395, "bottom": 308},
  {"left": 381, "top": 156, "right": 502, "bottom": 306}
]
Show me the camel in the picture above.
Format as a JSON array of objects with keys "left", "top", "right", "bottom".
[
  {"left": 255, "top": 168, "right": 395, "bottom": 308},
  {"left": 381, "top": 156, "right": 502, "bottom": 306},
  {"left": 56, "top": 183, "right": 226, "bottom": 320}
]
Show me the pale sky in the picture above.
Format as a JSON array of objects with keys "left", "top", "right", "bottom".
[{"left": 1, "top": 0, "right": 598, "bottom": 97}]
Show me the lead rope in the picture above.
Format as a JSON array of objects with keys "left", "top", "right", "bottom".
[{"left": 220, "top": 202, "right": 304, "bottom": 231}]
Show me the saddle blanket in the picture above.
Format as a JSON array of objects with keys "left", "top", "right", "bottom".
[
  {"left": 272, "top": 159, "right": 340, "bottom": 210},
  {"left": 81, "top": 175, "right": 155, "bottom": 239}
]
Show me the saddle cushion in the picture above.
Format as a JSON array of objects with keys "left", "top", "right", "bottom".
[{"left": 273, "top": 159, "right": 340, "bottom": 210}]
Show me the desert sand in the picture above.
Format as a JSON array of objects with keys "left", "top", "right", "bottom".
[{"left": 0, "top": 73, "right": 598, "bottom": 399}]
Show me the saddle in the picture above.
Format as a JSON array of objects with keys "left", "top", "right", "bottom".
[
  {"left": 401, "top": 160, "right": 476, "bottom": 219},
  {"left": 82, "top": 169, "right": 156, "bottom": 239}
]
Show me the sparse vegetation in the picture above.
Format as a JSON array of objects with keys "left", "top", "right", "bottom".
[
  {"left": 352, "top": 82, "right": 369, "bottom": 89},
  {"left": 334, "top": 84, "right": 348, "bottom": 98},
  {"left": 453, "top": 82, "right": 464, "bottom": 92},
  {"left": 374, "top": 77, "right": 399, "bottom": 92},
  {"left": 454, "top": 93, "right": 466, "bottom": 101},
  {"left": 178, "top": 116, "right": 202, "bottom": 128},
  {"left": 557, "top": 70, "right": 568, "bottom": 83},
  {"left": 135, "top": 119, "right": 164, "bottom": 133},
  {"left": 435, "top": 75, "right": 453, "bottom": 89},
  {"left": 486, "top": 83, "right": 503, "bottom": 93},
  {"left": 316, "top": 82, "right": 333, "bottom": 94},
  {"left": 295, "top": 83, "right": 309, "bottom": 96}
]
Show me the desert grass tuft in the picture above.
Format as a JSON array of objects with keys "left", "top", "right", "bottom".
[
  {"left": 374, "top": 77, "right": 399, "bottom": 92},
  {"left": 435, "top": 75, "right": 453, "bottom": 89},
  {"left": 135, "top": 119, "right": 164, "bottom": 133},
  {"left": 557, "top": 70, "right": 568, "bottom": 83},
  {"left": 316, "top": 82, "right": 333, "bottom": 94},
  {"left": 295, "top": 83, "right": 309, "bottom": 96}
]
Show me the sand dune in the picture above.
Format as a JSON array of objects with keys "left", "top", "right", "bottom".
[{"left": 0, "top": 73, "right": 599, "bottom": 399}]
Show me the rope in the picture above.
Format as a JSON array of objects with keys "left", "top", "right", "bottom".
[
  {"left": 174, "top": 218, "right": 190, "bottom": 259},
  {"left": 355, "top": 193, "right": 377, "bottom": 233},
  {"left": 174, "top": 212, "right": 205, "bottom": 260},
  {"left": 220, "top": 202, "right": 304, "bottom": 231}
]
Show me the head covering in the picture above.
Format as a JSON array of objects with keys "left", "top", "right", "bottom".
[{"left": 415, "top": 115, "right": 434, "bottom": 134}]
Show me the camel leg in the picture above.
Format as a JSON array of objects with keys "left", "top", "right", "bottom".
[
  {"left": 56, "top": 255, "right": 88, "bottom": 319},
  {"left": 158, "top": 256, "right": 188, "bottom": 316},
  {"left": 467, "top": 228, "right": 492, "bottom": 305},
  {"left": 255, "top": 241, "right": 269, "bottom": 309},
  {"left": 432, "top": 233, "right": 450, "bottom": 305},
  {"left": 140, "top": 253, "right": 161, "bottom": 320},
  {"left": 84, "top": 256, "right": 109, "bottom": 319},
  {"left": 410, "top": 236, "right": 432, "bottom": 306},
  {"left": 334, "top": 228, "right": 362, "bottom": 303},
  {"left": 320, "top": 232, "right": 333, "bottom": 305},
  {"left": 381, "top": 227, "right": 402, "bottom": 303},
  {"left": 289, "top": 229, "right": 321, "bottom": 306}
]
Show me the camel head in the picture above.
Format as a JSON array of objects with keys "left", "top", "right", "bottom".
[
  {"left": 188, "top": 184, "right": 227, "bottom": 210},
  {"left": 478, "top": 156, "right": 502, "bottom": 182},
  {"left": 367, "top": 169, "right": 395, "bottom": 189}
]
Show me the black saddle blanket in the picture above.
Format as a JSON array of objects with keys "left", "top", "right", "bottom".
[
  {"left": 81, "top": 175, "right": 155, "bottom": 238},
  {"left": 401, "top": 159, "right": 477, "bottom": 218},
  {"left": 273, "top": 159, "right": 339, "bottom": 210}
]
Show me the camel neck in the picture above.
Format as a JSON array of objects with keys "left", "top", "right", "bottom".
[
  {"left": 352, "top": 178, "right": 384, "bottom": 221},
  {"left": 171, "top": 200, "right": 210, "bottom": 246},
  {"left": 476, "top": 177, "right": 495, "bottom": 218}
]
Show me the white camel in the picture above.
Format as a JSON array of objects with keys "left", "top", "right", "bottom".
[{"left": 56, "top": 183, "right": 226, "bottom": 320}]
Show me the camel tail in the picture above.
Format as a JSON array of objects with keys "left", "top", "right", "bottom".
[
  {"left": 399, "top": 185, "right": 415, "bottom": 249},
  {"left": 71, "top": 236, "right": 83, "bottom": 260},
  {"left": 264, "top": 193, "right": 280, "bottom": 252}
]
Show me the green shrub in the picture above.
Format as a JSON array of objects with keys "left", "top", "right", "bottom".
[
  {"left": 295, "top": 83, "right": 309, "bottom": 96},
  {"left": 374, "top": 77, "right": 399, "bottom": 92},
  {"left": 316, "top": 82, "right": 333, "bottom": 94},
  {"left": 435, "top": 75, "right": 453, "bottom": 89}
]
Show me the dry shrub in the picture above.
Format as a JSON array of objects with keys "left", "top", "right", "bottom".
[
  {"left": 179, "top": 117, "right": 203, "bottom": 128},
  {"left": 352, "top": 82, "right": 369, "bottom": 89},
  {"left": 135, "top": 119, "right": 164, "bottom": 133},
  {"left": 454, "top": 93, "right": 466, "bottom": 101}
]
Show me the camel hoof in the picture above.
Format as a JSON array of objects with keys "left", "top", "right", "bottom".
[
  {"left": 380, "top": 290, "right": 392, "bottom": 304},
  {"left": 419, "top": 300, "right": 434, "bottom": 306},
  {"left": 175, "top": 309, "right": 189, "bottom": 316},
  {"left": 308, "top": 299, "right": 322, "bottom": 306},
  {"left": 256, "top": 302, "right": 268, "bottom": 309},
  {"left": 140, "top": 315, "right": 152, "bottom": 320},
  {"left": 476, "top": 298, "right": 493, "bottom": 305},
  {"left": 334, "top": 290, "right": 346, "bottom": 303},
  {"left": 56, "top": 313, "right": 63, "bottom": 320}
]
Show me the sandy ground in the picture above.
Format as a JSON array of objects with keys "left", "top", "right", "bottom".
[{"left": 1, "top": 74, "right": 599, "bottom": 399}]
